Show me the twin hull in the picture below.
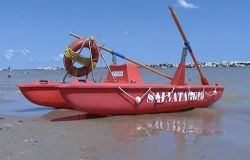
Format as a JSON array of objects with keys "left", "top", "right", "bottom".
[{"left": 18, "top": 80, "right": 224, "bottom": 115}]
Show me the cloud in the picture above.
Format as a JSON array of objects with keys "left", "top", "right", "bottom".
[
  {"left": 52, "top": 53, "right": 64, "bottom": 61},
  {"left": 176, "top": 0, "right": 199, "bottom": 9},
  {"left": 20, "top": 48, "right": 30, "bottom": 56},
  {"left": 52, "top": 56, "right": 60, "bottom": 61},
  {"left": 2, "top": 49, "right": 30, "bottom": 60},
  {"left": 59, "top": 53, "right": 64, "bottom": 58},
  {"left": 3, "top": 50, "right": 14, "bottom": 60}
]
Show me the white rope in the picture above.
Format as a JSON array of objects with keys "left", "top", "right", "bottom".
[
  {"left": 77, "top": 39, "right": 87, "bottom": 54},
  {"left": 147, "top": 87, "right": 176, "bottom": 103},
  {"left": 189, "top": 87, "right": 217, "bottom": 99},
  {"left": 118, "top": 87, "right": 152, "bottom": 104},
  {"left": 88, "top": 40, "right": 97, "bottom": 82},
  {"left": 99, "top": 49, "right": 116, "bottom": 81},
  {"left": 163, "top": 87, "right": 175, "bottom": 99},
  {"left": 205, "top": 87, "right": 217, "bottom": 97}
]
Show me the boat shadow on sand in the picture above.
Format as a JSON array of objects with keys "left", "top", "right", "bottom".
[
  {"left": 41, "top": 107, "right": 222, "bottom": 153},
  {"left": 42, "top": 106, "right": 222, "bottom": 138}
]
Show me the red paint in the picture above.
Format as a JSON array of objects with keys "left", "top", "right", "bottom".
[
  {"left": 17, "top": 80, "right": 70, "bottom": 109},
  {"left": 105, "top": 64, "right": 144, "bottom": 83},
  {"left": 171, "top": 61, "right": 186, "bottom": 85},
  {"left": 17, "top": 64, "right": 224, "bottom": 115},
  {"left": 58, "top": 82, "right": 223, "bottom": 116}
]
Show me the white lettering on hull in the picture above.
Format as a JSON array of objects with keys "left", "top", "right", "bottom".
[{"left": 147, "top": 91, "right": 204, "bottom": 103}]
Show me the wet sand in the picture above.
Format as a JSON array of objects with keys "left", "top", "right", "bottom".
[{"left": 1, "top": 107, "right": 250, "bottom": 160}]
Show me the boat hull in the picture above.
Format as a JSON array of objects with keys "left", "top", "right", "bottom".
[
  {"left": 17, "top": 80, "right": 70, "bottom": 109},
  {"left": 17, "top": 79, "right": 224, "bottom": 115},
  {"left": 59, "top": 82, "right": 224, "bottom": 115}
]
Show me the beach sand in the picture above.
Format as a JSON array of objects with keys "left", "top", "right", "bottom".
[{"left": 1, "top": 107, "right": 250, "bottom": 160}]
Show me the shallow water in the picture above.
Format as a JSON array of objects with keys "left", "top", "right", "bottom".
[
  {"left": 0, "top": 67, "right": 250, "bottom": 159},
  {"left": 1, "top": 67, "right": 249, "bottom": 116}
]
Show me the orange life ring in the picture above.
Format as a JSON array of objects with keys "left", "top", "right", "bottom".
[{"left": 64, "top": 38, "right": 99, "bottom": 77}]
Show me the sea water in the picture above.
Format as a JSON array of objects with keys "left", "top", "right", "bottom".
[
  {"left": 1, "top": 67, "right": 250, "bottom": 159},
  {"left": 0, "top": 67, "right": 249, "bottom": 116}
]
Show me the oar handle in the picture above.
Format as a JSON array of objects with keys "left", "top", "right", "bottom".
[
  {"left": 168, "top": 6, "right": 209, "bottom": 85},
  {"left": 69, "top": 32, "right": 173, "bottom": 80},
  {"left": 168, "top": 6, "right": 188, "bottom": 43}
]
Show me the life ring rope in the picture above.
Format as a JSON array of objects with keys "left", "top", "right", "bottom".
[
  {"left": 63, "top": 38, "right": 100, "bottom": 77},
  {"left": 64, "top": 48, "right": 91, "bottom": 66}
]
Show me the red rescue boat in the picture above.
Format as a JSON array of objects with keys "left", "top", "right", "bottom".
[
  {"left": 17, "top": 6, "right": 224, "bottom": 115},
  {"left": 17, "top": 63, "right": 223, "bottom": 115},
  {"left": 58, "top": 64, "right": 223, "bottom": 116}
]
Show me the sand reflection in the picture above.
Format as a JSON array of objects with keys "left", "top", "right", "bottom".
[
  {"left": 41, "top": 108, "right": 221, "bottom": 157},
  {"left": 43, "top": 107, "right": 221, "bottom": 137}
]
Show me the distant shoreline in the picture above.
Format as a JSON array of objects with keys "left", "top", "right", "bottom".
[
  {"left": 147, "top": 61, "right": 250, "bottom": 68},
  {"left": 1, "top": 61, "right": 249, "bottom": 70}
]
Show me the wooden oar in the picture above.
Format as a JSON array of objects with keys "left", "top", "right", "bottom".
[
  {"left": 69, "top": 32, "right": 173, "bottom": 80},
  {"left": 168, "top": 6, "right": 209, "bottom": 85}
]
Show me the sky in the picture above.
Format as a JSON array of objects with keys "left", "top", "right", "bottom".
[{"left": 0, "top": 0, "right": 250, "bottom": 69}]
